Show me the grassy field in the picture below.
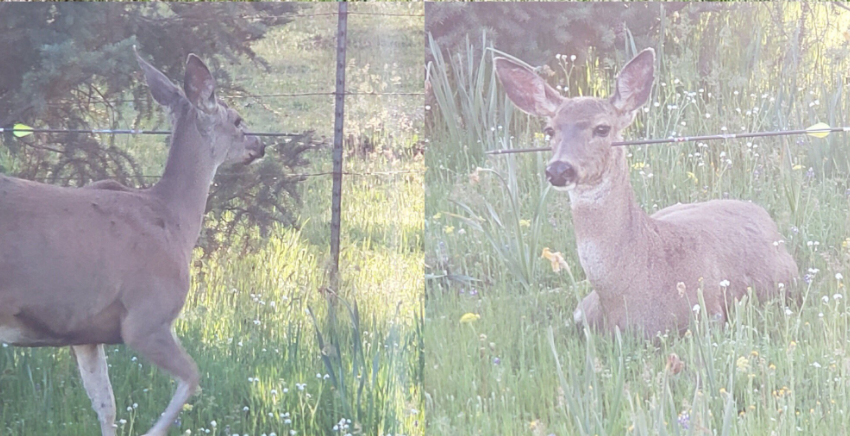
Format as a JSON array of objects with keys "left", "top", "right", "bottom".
[
  {"left": 0, "top": 4, "right": 424, "bottom": 436},
  {"left": 425, "top": 4, "right": 850, "bottom": 435}
]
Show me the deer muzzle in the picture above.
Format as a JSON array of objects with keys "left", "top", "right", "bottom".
[
  {"left": 245, "top": 136, "right": 266, "bottom": 164},
  {"left": 546, "top": 160, "right": 577, "bottom": 187}
]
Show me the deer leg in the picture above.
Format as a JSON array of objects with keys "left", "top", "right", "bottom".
[
  {"left": 72, "top": 344, "right": 117, "bottom": 436},
  {"left": 122, "top": 318, "right": 199, "bottom": 436},
  {"left": 573, "top": 290, "right": 603, "bottom": 330}
]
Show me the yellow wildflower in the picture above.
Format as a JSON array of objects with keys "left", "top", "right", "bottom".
[
  {"left": 541, "top": 247, "right": 569, "bottom": 273},
  {"left": 686, "top": 171, "right": 698, "bottom": 184},
  {"left": 444, "top": 225, "right": 454, "bottom": 234},
  {"left": 736, "top": 356, "right": 750, "bottom": 373},
  {"left": 519, "top": 219, "right": 531, "bottom": 228},
  {"left": 459, "top": 313, "right": 480, "bottom": 324}
]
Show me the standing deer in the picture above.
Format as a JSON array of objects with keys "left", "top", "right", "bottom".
[
  {"left": 494, "top": 48, "right": 798, "bottom": 337},
  {"left": 0, "top": 50, "right": 265, "bottom": 435}
]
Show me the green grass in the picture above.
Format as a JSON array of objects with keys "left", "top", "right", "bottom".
[
  {"left": 425, "top": 6, "right": 850, "bottom": 435},
  {"left": 1, "top": 157, "right": 424, "bottom": 436},
  {"left": 0, "top": 3, "right": 424, "bottom": 436}
]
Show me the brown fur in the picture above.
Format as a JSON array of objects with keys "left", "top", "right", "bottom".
[
  {"left": 0, "top": 50, "right": 264, "bottom": 436},
  {"left": 495, "top": 49, "right": 798, "bottom": 337}
]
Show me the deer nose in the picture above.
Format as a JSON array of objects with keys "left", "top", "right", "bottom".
[
  {"left": 249, "top": 136, "right": 265, "bottom": 158},
  {"left": 546, "top": 161, "right": 576, "bottom": 187}
]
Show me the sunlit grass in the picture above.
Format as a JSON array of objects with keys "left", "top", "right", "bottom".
[{"left": 0, "top": 152, "right": 424, "bottom": 436}]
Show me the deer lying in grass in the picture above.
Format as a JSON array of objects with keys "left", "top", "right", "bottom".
[
  {"left": 495, "top": 48, "right": 798, "bottom": 337},
  {"left": 0, "top": 50, "right": 265, "bottom": 435}
]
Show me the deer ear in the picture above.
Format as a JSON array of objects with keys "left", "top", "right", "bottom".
[
  {"left": 135, "top": 48, "right": 181, "bottom": 108},
  {"left": 494, "top": 57, "right": 563, "bottom": 118},
  {"left": 183, "top": 54, "right": 217, "bottom": 115},
  {"left": 610, "top": 48, "right": 655, "bottom": 114}
]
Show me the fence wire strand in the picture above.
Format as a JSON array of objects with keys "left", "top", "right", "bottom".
[
  {"left": 252, "top": 12, "right": 425, "bottom": 19},
  {"left": 4, "top": 6, "right": 424, "bottom": 183},
  {"left": 96, "top": 169, "right": 423, "bottom": 180},
  {"left": 41, "top": 90, "right": 423, "bottom": 107}
]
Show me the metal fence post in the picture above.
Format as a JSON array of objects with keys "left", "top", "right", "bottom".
[{"left": 330, "top": 2, "right": 347, "bottom": 289}]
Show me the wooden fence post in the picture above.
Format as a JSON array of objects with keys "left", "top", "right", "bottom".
[{"left": 330, "top": 2, "right": 347, "bottom": 290}]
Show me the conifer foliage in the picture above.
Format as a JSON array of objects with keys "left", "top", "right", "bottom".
[{"left": 0, "top": 3, "right": 314, "bottom": 254}]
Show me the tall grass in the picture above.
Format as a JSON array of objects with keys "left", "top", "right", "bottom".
[
  {"left": 0, "top": 155, "right": 424, "bottom": 436},
  {"left": 426, "top": 3, "right": 850, "bottom": 434}
]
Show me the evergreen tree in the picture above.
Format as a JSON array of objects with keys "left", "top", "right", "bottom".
[{"left": 0, "top": 3, "right": 313, "bottom": 254}]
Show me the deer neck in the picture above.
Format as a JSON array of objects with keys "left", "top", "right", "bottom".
[
  {"left": 567, "top": 148, "right": 652, "bottom": 296},
  {"left": 151, "top": 106, "right": 219, "bottom": 250}
]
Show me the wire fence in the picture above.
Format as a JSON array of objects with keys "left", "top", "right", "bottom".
[
  {"left": 244, "top": 12, "right": 425, "bottom": 20},
  {"left": 40, "top": 91, "right": 424, "bottom": 107},
  {"left": 3, "top": 8, "right": 424, "bottom": 181},
  {"left": 46, "top": 170, "right": 421, "bottom": 181},
  {"left": 1, "top": 5, "right": 424, "bottom": 284}
]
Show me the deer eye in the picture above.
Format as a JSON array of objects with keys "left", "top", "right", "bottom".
[
  {"left": 593, "top": 125, "right": 611, "bottom": 137},
  {"left": 234, "top": 117, "right": 243, "bottom": 128},
  {"left": 543, "top": 127, "right": 555, "bottom": 137}
]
